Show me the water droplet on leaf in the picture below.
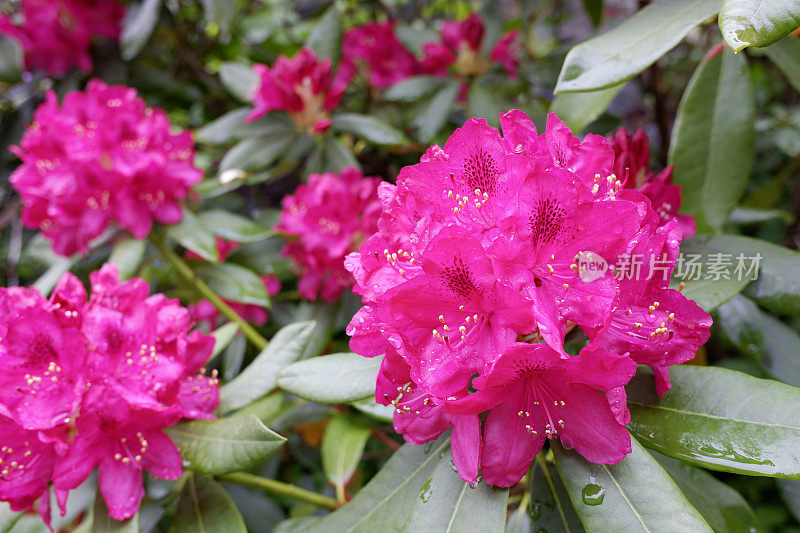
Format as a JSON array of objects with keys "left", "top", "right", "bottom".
[{"left": 581, "top": 483, "right": 604, "bottom": 505}]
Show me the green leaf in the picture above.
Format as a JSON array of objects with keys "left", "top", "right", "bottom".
[
  {"left": 321, "top": 414, "right": 371, "bottom": 495},
  {"left": 273, "top": 517, "right": 324, "bottom": 533},
  {"left": 277, "top": 353, "right": 381, "bottom": 403},
  {"left": 626, "top": 365, "right": 800, "bottom": 479},
  {"left": 322, "top": 137, "right": 360, "bottom": 171},
  {"left": 383, "top": 76, "right": 448, "bottom": 102},
  {"left": 582, "top": 0, "right": 604, "bottom": 26},
  {"left": 394, "top": 24, "right": 440, "bottom": 56},
  {"left": 549, "top": 83, "right": 625, "bottom": 133},
  {"left": 719, "top": 0, "right": 800, "bottom": 52},
  {"left": 669, "top": 47, "right": 754, "bottom": 232},
  {"left": 32, "top": 257, "right": 75, "bottom": 297},
  {"left": 209, "top": 322, "right": 240, "bottom": 361},
  {"left": 91, "top": 494, "right": 138, "bottom": 533},
  {"left": 120, "top": 0, "right": 163, "bottom": 60},
  {"left": 331, "top": 113, "right": 409, "bottom": 146},
  {"left": 413, "top": 80, "right": 460, "bottom": 143},
  {"left": 196, "top": 263, "right": 269, "bottom": 307},
  {"left": 555, "top": 0, "right": 722, "bottom": 92},
  {"left": 195, "top": 108, "right": 251, "bottom": 144},
  {"left": 529, "top": 457, "right": 584, "bottom": 532},
  {"left": 200, "top": 0, "right": 236, "bottom": 34},
  {"left": 197, "top": 210, "right": 271, "bottom": 243},
  {"left": 107, "top": 236, "right": 146, "bottom": 280},
  {"left": 652, "top": 451, "right": 759, "bottom": 532},
  {"left": 219, "top": 62, "right": 259, "bottom": 102},
  {"left": 306, "top": 5, "right": 341, "bottom": 62},
  {"left": 0, "top": 36, "right": 22, "bottom": 81},
  {"left": 166, "top": 209, "right": 219, "bottom": 263},
  {"left": 218, "top": 321, "right": 316, "bottom": 413},
  {"left": 763, "top": 37, "right": 800, "bottom": 93},
  {"left": 404, "top": 451, "right": 509, "bottom": 531},
  {"left": 466, "top": 83, "right": 503, "bottom": 128},
  {"left": 778, "top": 479, "right": 800, "bottom": 523},
  {"left": 350, "top": 397, "right": 394, "bottom": 423},
  {"left": 165, "top": 414, "right": 285, "bottom": 475},
  {"left": 219, "top": 133, "right": 297, "bottom": 172},
  {"left": 553, "top": 438, "right": 712, "bottom": 532},
  {"left": 304, "top": 436, "right": 450, "bottom": 532},
  {"left": 169, "top": 474, "right": 246, "bottom": 533}
]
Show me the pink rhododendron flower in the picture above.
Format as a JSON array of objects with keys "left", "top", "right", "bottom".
[
  {"left": 346, "top": 110, "right": 712, "bottom": 487},
  {"left": 9, "top": 80, "right": 203, "bottom": 256},
  {"left": 0, "top": 264, "right": 218, "bottom": 524},
  {"left": 609, "top": 127, "right": 696, "bottom": 237},
  {"left": 277, "top": 167, "right": 382, "bottom": 301},
  {"left": 338, "top": 22, "right": 421, "bottom": 89},
  {"left": 0, "top": 0, "right": 125, "bottom": 76},
  {"left": 246, "top": 47, "right": 348, "bottom": 133}
]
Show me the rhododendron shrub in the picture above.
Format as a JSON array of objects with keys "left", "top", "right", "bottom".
[
  {"left": 0, "top": 264, "right": 217, "bottom": 523},
  {"left": 9, "top": 80, "right": 202, "bottom": 256},
  {"left": 338, "top": 22, "right": 421, "bottom": 89},
  {"left": 345, "top": 111, "right": 712, "bottom": 485}
]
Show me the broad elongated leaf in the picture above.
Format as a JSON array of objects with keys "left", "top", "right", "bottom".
[
  {"left": 197, "top": 210, "right": 271, "bottom": 243},
  {"left": 350, "top": 397, "right": 394, "bottom": 423},
  {"left": 165, "top": 414, "right": 285, "bottom": 475},
  {"left": 549, "top": 83, "right": 625, "bottom": 133},
  {"left": 529, "top": 457, "right": 583, "bottom": 532},
  {"left": 669, "top": 47, "right": 754, "bottom": 232},
  {"left": 169, "top": 474, "right": 246, "bottom": 533},
  {"left": 404, "top": 452, "right": 509, "bottom": 531},
  {"left": 209, "top": 322, "right": 240, "bottom": 361},
  {"left": 305, "top": 436, "right": 450, "bottom": 532},
  {"left": 627, "top": 365, "right": 800, "bottom": 479},
  {"left": 653, "top": 452, "right": 759, "bottom": 532},
  {"left": 413, "top": 80, "right": 460, "bottom": 143},
  {"left": 763, "top": 37, "right": 800, "bottom": 93},
  {"left": 322, "top": 137, "right": 360, "bottom": 171},
  {"left": 107, "top": 236, "right": 146, "bottom": 280},
  {"left": 196, "top": 263, "right": 270, "bottom": 307},
  {"left": 92, "top": 495, "right": 138, "bottom": 533},
  {"left": 331, "top": 113, "right": 409, "bottom": 146},
  {"left": 306, "top": 5, "right": 341, "bottom": 62},
  {"left": 778, "top": 479, "right": 800, "bottom": 523},
  {"left": 719, "top": 0, "right": 800, "bottom": 52},
  {"left": 120, "top": 0, "right": 162, "bottom": 60},
  {"left": 321, "top": 414, "right": 371, "bottom": 495},
  {"left": 0, "top": 36, "right": 22, "bottom": 81},
  {"left": 219, "top": 63, "right": 259, "bottom": 102},
  {"left": 555, "top": 0, "right": 722, "bottom": 92},
  {"left": 467, "top": 83, "right": 503, "bottom": 128},
  {"left": 277, "top": 353, "right": 381, "bottom": 403},
  {"left": 200, "top": 0, "right": 237, "bottom": 34},
  {"left": 553, "top": 438, "right": 712, "bottom": 532},
  {"left": 218, "top": 321, "right": 316, "bottom": 413},
  {"left": 219, "top": 133, "right": 297, "bottom": 172},
  {"left": 195, "top": 108, "right": 251, "bottom": 144},
  {"left": 383, "top": 76, "right": 448, "bottom": 102},
  {"left": 166, "top": 209, "right": 218, "bottom": 263}
]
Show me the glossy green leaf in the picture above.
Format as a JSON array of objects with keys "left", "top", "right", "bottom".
[
  {"left": 166, "top": 209, "right": 218, "bottom": 263},
  {"left": 236, "top": 392, "right": 285, "bottom": 425},
  {"left": 466, "top": 83, "right": 503, "bottom": 128},
  {"left": 529, "top": 457, "right": 584, "bottom": 532},
  {"left": 549, "top": 83, "right": 625, "bottom": 133},
  {"left": 350, "top": 397, "right": 394, "bottom": 423},
  {"left": 209, "top": 322, "right": 240, "bottom": 361},
  {"left": 120, "top": 0, "right": 163, "bottom": 60},
  {"left": 404, "top": 451, "right": 509, "bottom": 531},
  {"left": 719, "top": 0, "right": 800, "bottom": 52},
  {"left": 627, "top": 365, "right": 800, "bottom": 479},
  {"left": 778, "top": 479, "right": 800, "bottom": 523},
  {"left": 763, "top": 36, "right": 800, "bottom": 93},
  {"left": 653, "top": 451, "right": 759, "bottom": 532},
  {"left": 197, "top": 210, "right": 271, "bottom": 243},
  {"left": 218, "top": 321, "right": 316, "bottom": 413},
  {"left": 219, "top": 133, "right": 297, "bottom": 172},
  {"left": 107, "top": 236, "right": 146, "bottom": 280},
  {"left": 91, "top": 495, "right": 138, "bottom": 533},
  {"left": 413, "top": 80, "right": 460, "bottom": 143},
  {"left": 383, "top": 76, "right": 448, "bottom": 102},
  {"left": 553, "top": 438, "right": 712, "bottom": 532},
  {"left": 219, "top": 62, "right": 259, "bottom": 102},
  {"left": 196, "top": 263, "right": 269, "bottom": 307},
  {"left": 555, "top": 0, "right": 721, "bottom": 92},
  {"left": 277, "top": 353, "right": 381, "bottom": 403},
  {"left": 194, "top": 108, "right": 251, "bottom": 144},
  {"left": 582, "top": 0, "right": 604, "bottom": 26},
  {"left": 305, "top": 436, "right": 450, "bottom": 532},
  {"left": 169, "top": 474, "right": 246, "bottom": 533},
  {"left": 331, "top": 113, "right": 409, "bottom": 146},
  {"left": 0, "top": 36, "right": 22, "bottom": 81},
  {"left": 222, "top": 333, "right": 247, "bottom": 381},
  {"left": 165, "top": 414, "right": 285, "bottom": 475},
  {"left": 669, "top": 47, "right": 754, "bottom": 232},
  {"left": 321, "top": 414, "right": 371, "bottom": 495},
  {"left": 322, "top": 137, "right": 360, "bottom": 171},
  {"left": 306, "top": 6, "right": 341, "bottom": 62},
  {"left": 273, "top": 517, "right": 324, "bottom": 533}
]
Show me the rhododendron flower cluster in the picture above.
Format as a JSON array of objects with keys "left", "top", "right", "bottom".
[
  {"left": 609, "top": 127, "right": 696, "bottom": 238},
  {"left": 9, "top": 80, "right": 203, "bottom": 256},
  {"left": 422, "top": 13, "right": 521, "bottom": 79},
  {"left": 0, "top": 0, "right": 125, "bottom": 76},
  {"left": 277, "top": 167, "right": 382, "bottom": 302},
  {"left": 338, "top": 22, "right": 422, "bottom": 89},
  {"left": 247, "top": 47, "right": 349, "bottom": 134},
  {"left": 0, "top": 264, "right": 218, "bottom": 524},
  {"left": 346, "top": 111, "right": 712, "bottom": 486}
]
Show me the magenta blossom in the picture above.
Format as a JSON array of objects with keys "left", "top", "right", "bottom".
[
  {"left": 10, "top": 79, "right": 203, "bottom": 256},
  {"left": 246, "top": 47, "right": 348, "bottom": 133},
  {"left": 338, "top": 22, "right": 421, "bottom": 89},
  {"left": 346, "top": 109, "right": 711, "bottom": 487},
  {"left": 0, "top": 0, "right": 124, "bottom": 76},
  {"left": 277, "top": 167, "right": 382, "bottom": 301}
]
